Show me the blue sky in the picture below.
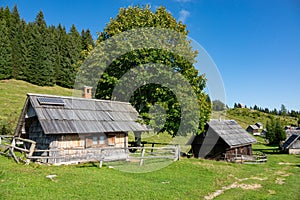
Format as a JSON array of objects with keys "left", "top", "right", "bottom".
[{"left": 2, "top": 0, "right": 300, "bottom": 111}]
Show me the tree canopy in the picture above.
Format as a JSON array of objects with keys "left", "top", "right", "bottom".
[
  {"left": 265, "top": 117, "right": 286, "bottom": 146},
  {"left": 91, "top": 5, "right": 211, "bottom": 136},
  {"left": 212, "top": 100, "right": 226, "bottom": 111}
]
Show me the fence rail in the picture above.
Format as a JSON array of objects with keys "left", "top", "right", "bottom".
[
  {"left": 226, "top": 153, "right": 267, "bottom": 164},
  {"left": 1, "top": 135, "right": 180, "bottom": 167}
]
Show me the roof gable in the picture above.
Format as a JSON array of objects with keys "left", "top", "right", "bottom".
[
  {"left": 283, "top": 134, "right": 300, "bottom": 149},
  {"left": 208, "top": 120, "right": 257, "bottom": 147},
  {"left": 248, "top": 125, "right": 259, "bottom": 130},
  {"left": 17, "top": 93, "right": 149, "bottom": 134}
]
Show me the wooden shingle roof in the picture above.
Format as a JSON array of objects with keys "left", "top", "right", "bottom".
[
  {"left": 282, "top": 134, "right": 300, "bottom": 149},
  {"left": 247, "top": 124, "right": 259, "bottom": 130},
  {"left": 208, "top": 120, "right": 257, "bottom": 148},
  {"left": 15, "top": 93, "right": 150, "bottom": 135}
]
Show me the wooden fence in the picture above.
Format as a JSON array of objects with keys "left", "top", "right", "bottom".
[
  {"left": 0, "top": 135, "right": 36, "bottom": 164},
  {"left": 0, "top": 135, "right": 180, "bottom": 167},
  {"left": 226, "top": 153, "right": 267, "bottom": 164}
]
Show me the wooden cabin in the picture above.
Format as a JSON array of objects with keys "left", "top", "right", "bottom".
[
  {"left": 190, "top": 120, "right": 257, "bottom": 161},
  {"left": 14, "top": 93, "right": 149, "bottom": 164},
  {"left": 255, "top": 122, "right": 263, "bottom": 129},
  {"left": 282, "top": 134, "right": 300, "bottom": 154},
  {"left": 246, "top": 125, "right": 260, "bottom": 135}
]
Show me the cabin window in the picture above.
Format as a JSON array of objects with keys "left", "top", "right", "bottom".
[
  {"left": 99, "top": 136, "right": 105, "bottom": 144},
  {"left": 92, "top": 136, "right": 98, "bottom": 145}
]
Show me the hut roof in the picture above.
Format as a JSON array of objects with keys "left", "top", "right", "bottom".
[
  {"left": 255, "top": 122, "right": 263, "bottom": 127},
  {"left": 282, "top": 134, "right": 300, "bottom": 149},
  {"left": 15, "top": 93, "right": 150, "bottom": 135},
  {"left": 247, "top": 125, "right": 259, "bottom": 130},
  {"left": 208, "top": 120, "right": 257, "bottom": 148}
]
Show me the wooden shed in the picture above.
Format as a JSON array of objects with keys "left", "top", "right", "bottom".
[
  {"left": 282, "top": 134, "right": 300, "bottom": 154},
  {"left": 190, "top": 120, "right": 257, "bottom": 160},
  {"left": 14, "top": 93, "right": 149, "bottom": 164},
  {"left": 246, "top": 125, "right": 260, "bottom": 135}
]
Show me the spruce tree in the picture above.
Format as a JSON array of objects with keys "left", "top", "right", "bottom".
[
  {"left": 55, "top": 24, "right": 72, "bottom": 87},
  {"left": 10, "top": 5, "right": 22, "bottom": 78},
  {"left": 0, "top": 18, "right": 12, "bottom": 79},
  {"left": 29, "top": 11, "right": 54, "bottom": 86}
]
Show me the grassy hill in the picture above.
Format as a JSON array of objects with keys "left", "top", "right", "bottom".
[
  {"left": 0, "top": 149, "right": 299, "bottom": 199},
  {"left": 212, "top": 108, "right": 298, "bottom": 129},
  {"left": 0, "top": 79, "right": 298, "bottom": 134},
  {"left": 0, "top": 79, "right": 73, "bottom": 133},
  {"left": 0, "top": 80, "right": 300, "bottom": 199}
]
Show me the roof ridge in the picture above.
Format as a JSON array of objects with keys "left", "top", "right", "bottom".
[{"left": 27, "top": 93, "right": 131, "bottom": 105}]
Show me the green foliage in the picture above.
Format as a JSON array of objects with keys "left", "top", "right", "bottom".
[
  {"left": 0, "top": 5, "right": 94, "bottom": 88},
  {"left": 95, "top": 5, "right": 211, "bottom": 136},
  {"left": 266, "top": 118, "right": 286, "bottom": 145},
  {"left": 212, "top": 99, "right": 225, "bottom": 111},
  {"left": 280, "top": 104, "right": 287, "bottom": 116},
  {"left": 0, "top": 18, "right": 12, "bottom": 79},
  {"left": 226, "top": 108, "right": 297, "bottom": 129}
]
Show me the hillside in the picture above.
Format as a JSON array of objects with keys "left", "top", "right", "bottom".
[
  {"left": 212, "top": 108, "right": 298, "bottom": 129},
  {"left": 0, "top": 79, "right": 298, "bottom": 134},
  {"left": 0, "top": 79, "right": 73, "bottom": 132}
]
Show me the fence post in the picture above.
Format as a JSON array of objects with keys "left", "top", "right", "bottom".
[
  {"left": 151, "top": 143, "right": 155, "bottom": 154},
  {"left": 174, "top": 145, "right": 180, "bottom": 161},
  {"left": 26, "top": 141, "right": 36, "bottom": 164},
  {"left": 139, "top": 147, "right": 145, "bottom": 166},
  {"left": 9, "top": 138, "right": 19, "bottom": 163}
]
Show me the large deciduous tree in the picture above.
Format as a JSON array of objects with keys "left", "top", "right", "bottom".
[{"left": 94, "top": 5, "right": 211, "bottom": 136}]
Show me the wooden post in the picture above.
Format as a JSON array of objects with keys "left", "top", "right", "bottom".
[
  {"left": 99, "top": 149, "right": 103, "bottom": 168},
  {"left": 9, "top": 138, "right": 19, "bottom": 163},
  {"left": 151, "top": 143, "right": 155, "bottom": 154},
  {"left": 26, "top": 142, "right": 36, "bottom": 164},
  {"left": 174, "top": 145, "right": 180, "bottom": 161},
  {"left": 139, "top": 147, "right": 145, "bottom": 166}
]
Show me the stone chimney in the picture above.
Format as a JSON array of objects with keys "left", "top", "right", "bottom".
[{"left": 82, "top": 86, "right": 92, "bottom": 99}]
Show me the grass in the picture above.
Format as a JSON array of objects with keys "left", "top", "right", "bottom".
[
  {"left": 0, "top": 79, "right": 73, "bottom": 132},
  {"left": 1, "top": 79, "right": 300, "bottom": 199},
  {"left": 213, "top": 108, "right": 298, "bottom": 129},
  {"left": 0, "top": 143, "right": 299, "bottom": 199}
]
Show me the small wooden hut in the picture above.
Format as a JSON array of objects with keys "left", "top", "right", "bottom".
[
  {"left": 246, "top": 125, "right": 260, "bottom": 136},
  {"left": 190, "top": 120, "right": 257, "bottom": 160},
  {"left": 14, "top": 93, "right": 149, "bottom": 164},
  {"left": 282, "top": 134, "right": 300, "bottom": 154}
]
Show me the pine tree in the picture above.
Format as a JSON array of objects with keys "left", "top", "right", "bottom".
[
  {"left": 55, "top": 24, "right": 72, "bottom": 87},
  {"left": 81, "top": 29, "right": 94, "bottom": 50},
  {"left": 68, "top": 24, "right": 82, "bottom": 85},
  {"left": 17, "top": 20, "right": 31, "bottom": 81},
  {"left": 29, "top": 11, "right": 54, "bottom": 86},
  {"left": 10, "top": 5, "right": 22, "bottom": 78},
  {"left": 0, "top": 18, "right": 12, "bottom": 79}
]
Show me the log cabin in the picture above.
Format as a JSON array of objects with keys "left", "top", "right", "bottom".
[
  {"left": 14, "top": 88, "right": 149, "bottom": 164},
  {"left": 189, "top": 120, "right": 257, "bottom": 161}
]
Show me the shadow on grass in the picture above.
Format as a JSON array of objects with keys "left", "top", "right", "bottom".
[
  {"left": 253, "top": 148, "right": 283, "bottom": 154},
  {"left": 76, "top": 162, "right": 99, "bottom": 168}
]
